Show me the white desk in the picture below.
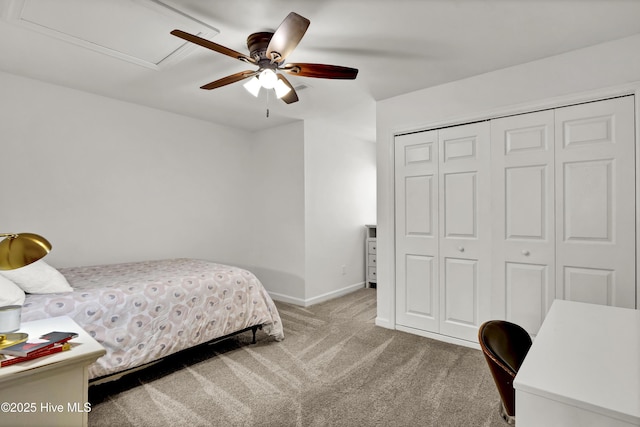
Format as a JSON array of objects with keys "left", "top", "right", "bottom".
[
  {"left": 0, "top": 316, "right": 105, "bottom": 427},
  {"left": 514, "top": 300, "right": 640, "bottom": 426}
]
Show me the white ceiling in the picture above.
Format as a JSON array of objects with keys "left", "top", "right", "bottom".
[{"left": 2, "top": 0, "right": 640, "bottom": 141}]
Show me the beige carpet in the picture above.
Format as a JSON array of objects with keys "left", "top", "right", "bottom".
[{"left": 89, "top": 288, "right": 506, "bottom": 426}]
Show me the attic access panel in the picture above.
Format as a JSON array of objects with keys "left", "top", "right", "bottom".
[{"left": 2, "top": 0, "right": 219, "bottom": 69}]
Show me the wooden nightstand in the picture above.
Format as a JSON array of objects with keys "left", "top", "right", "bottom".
[{"left": 0, "top": 316, "right": 105, "bottom": 427}]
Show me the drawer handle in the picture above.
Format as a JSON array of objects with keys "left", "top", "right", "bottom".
[
  {"left": 522, "top": 250, "right": 530, "bottom": 256},
  {"left": 458, "top": 246, "right": 464, "bottom": 252}
]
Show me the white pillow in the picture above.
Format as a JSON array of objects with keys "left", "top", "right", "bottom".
[
  {"left": 0, "top": 275, "right": 26, "bottom": 305},
  {"left": 0, "top": 260, "right": 73, "bottom": 294}
]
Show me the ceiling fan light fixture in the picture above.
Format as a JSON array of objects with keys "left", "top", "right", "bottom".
[
  {"left": 243, "top": 76, "right": 261, "bottom": 97},
  {"left": 274, "top": 79, "right": 292, "bottom": 99},
  {"left": 258, "top": 69, "right": 278, "bottom": 89}
]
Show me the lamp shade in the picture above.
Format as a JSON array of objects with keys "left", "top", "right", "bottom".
[
  {"left": 274, "top": 79, "right": 292, "bottom": 99},
  {"left": 0, "top": 233, "right": 52, "bottom": 270},
  {"left": 243, "top": 76, "right": 261, "bottom": 97},
  {"left": 258, "top": 69, "right": 278, "bottom": 89}
]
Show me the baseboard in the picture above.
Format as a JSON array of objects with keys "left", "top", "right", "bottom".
[
  {"left": 395, "top": 325, "right": 481, "bottom": 350},
  {"left": 375, "top": 316, "right": 393, "bottom": 329},
  {"left": 267, "top": 292, "right": 306, "bottom": 306},
  {"left": 304, "top": 282, "right": 366, "bottom": 307},
  {"left": 268, "top": 282, "right": 366, "bottom": 307}
]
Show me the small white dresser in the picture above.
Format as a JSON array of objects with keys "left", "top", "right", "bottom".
[{"left": 365, "top": 225, "right": 377, "bottom": 288}]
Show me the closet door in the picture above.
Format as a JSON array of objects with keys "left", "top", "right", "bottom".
[
  {"left": 438, "top": 122, "right": 492, "bottom": 341},
  {"left": 491, "top": 110, "right": 555, "bottom": 336},
  {"left": 395, "top": 131, "right": 439, "bottom": 331},
  {"left": 555, "top": 96, "right": 636, "bottom": 308}
]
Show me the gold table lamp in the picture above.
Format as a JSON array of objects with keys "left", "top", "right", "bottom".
[
  {"left": 0, "top": 233, "right": 52, "bottom": 270},
  {"left": 0, "top": 232, "right": 51, "bottom": 333}
]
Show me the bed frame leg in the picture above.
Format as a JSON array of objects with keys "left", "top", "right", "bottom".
[{"left": 250, "top": 325, "right": 262, "bottom": 344}]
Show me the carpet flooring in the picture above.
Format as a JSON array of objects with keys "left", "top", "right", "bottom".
[{"left": 88, "top": 288, "right": 506, "bottom": 426}]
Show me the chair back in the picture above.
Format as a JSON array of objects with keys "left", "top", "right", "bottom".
[{"left": 478, "top": 320, "right": 532, "bottom": 418}]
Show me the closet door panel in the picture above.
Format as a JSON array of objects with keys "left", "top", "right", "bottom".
[
  {"left": 563, "top": 159, "right": 612, "bottom": 241},
  {"left": 405, "top": 176, "right": 435, "bottom": 237},
  {"left": 438, "top": 122, "right": 491, "bottom": 341},
  {"left": 443, "top": 257, "right": 478, "bottom": 326},
  {"left": 505, "top": 263, "right": 549, "bottom": 336},
  {"left": 564, "top": 267, "right": 613, "bottom": 305},
  {"left": 505, "top": 166, "right": 546, "bottom": 239},
  {"left": 405, "top": 255, "right": 436, "bottom": 316},
  {"left": 395, "top": 131, "right": 439, "bottom": 331},
  {"left": 555, "top": 96, "right": 636, "bottom": 308},
  {"left": 491, "top": 110, "right": 555, "bottom": 335},
  {"left": 443, "top": 172, "right": 476, "bottom": 237}
]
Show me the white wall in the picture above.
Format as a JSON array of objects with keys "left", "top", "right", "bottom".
[
  {"left": 304, "top": 117, "right": 376, "bottom": 304},
  {"left": 376, "top": 33, "right": 640, "bottom": 328},
  {"left": 1, "top": 71, "right": 254, "bottom": 268},
  {"left": 244, "top": 117, "right": 377, "bottom": 306},
  {"left": 1, "top": 70, "right": 378, "bottom": 306},
  {"left": 245, "top": 122, "right": 307, "bottom": 302}
]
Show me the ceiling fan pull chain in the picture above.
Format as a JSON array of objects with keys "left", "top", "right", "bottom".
[{"left": 266, "top": 89, "right": 270, "bottom": 117}]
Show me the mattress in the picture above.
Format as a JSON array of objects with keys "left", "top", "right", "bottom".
[{"left": 21, "top": 258, "right": 284, "bottom": 379}]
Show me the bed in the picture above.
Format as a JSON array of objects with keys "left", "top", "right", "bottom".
[{"left": 17, "top": 258, "right": 284, "bottom": 382}]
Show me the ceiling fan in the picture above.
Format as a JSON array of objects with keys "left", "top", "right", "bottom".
[{"left": 171, "top": 12, "right": 358, "bottom": 105}]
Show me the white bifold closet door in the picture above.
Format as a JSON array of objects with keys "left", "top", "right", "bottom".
[
  {"left": 438, "top": 123, "right": 492, "bottom": 341},
  {"left": 555, "top": 97, "right": 636, "bottom": 308},
  {"left": 491, "top": 110, "right": 556, "bottom": 336},
  {"left": 491, "top": 96, "right": 636, "bottom": 336},
  {"left": 395, "top": 122, "right": 492, "bottom": 341},
  {"left": 395, "top": 130, "right": 440, "bottom": 332}
]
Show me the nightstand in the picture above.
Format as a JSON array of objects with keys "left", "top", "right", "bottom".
[{"left": 0, "top": 316, "right": 105, "bottom": 427}]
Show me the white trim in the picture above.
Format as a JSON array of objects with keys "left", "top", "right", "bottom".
[
  {"left": 269, "top": 282, "right": 366, "bottom": 307},
  {"left": 1, "top": 0, "right": 218, "bottom": 70},
  {"left": 374, "top": 316, "right": 393, "bottom": 329},
  {"left": 376, "top": 127, "right": 398, "bottom": 331},
  {"left": 268, "top": 292, "right": 306, "bottom": 306},
  {"left": 392, "top": 82, "right": 640, "bottom": 137},
  {"left": 395, "top": 325, "right": 480, "bottom": 350},
  {"left": 635, "top": 87, "right": 640, "bottom": 310},
  {"left": 304, "top": 282, "right": 366, "bottom": 307}
]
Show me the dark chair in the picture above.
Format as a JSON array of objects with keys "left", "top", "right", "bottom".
[{"left": 478, "top": 320, "right": 532, "bottom": 425}]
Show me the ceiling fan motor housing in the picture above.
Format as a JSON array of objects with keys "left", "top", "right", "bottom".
[{"left": 247, "top": 32, "right": 279, "bottom": 69}]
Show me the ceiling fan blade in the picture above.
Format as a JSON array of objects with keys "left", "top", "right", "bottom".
[
  {"left": 277, "top": 74, "right": 299, "bottom": 104},
  {"left": 266, "top": 12, "right": 310, "bottom": 63},
  {"left": 200, "top": 70, "right": 258, "bottom": 90},
  {"left": 282, "top": 63, "right": 358, "bottom": 79},
  {"left": 171, "top": 29, "right": 256, "bottom": 64}
]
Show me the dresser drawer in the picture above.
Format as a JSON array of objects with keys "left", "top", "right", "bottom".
[
  {"left": 367, "top": 241, "right": 377, "bottom": 254},
  {"left": 368, "top": 254, "right": 376, "bottom": 265},
  {"left": 368, "top": 267, "right": 377, "bottom": 282}
]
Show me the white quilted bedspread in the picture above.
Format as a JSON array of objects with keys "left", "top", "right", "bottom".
[{"left": 21, "top": 258, "right": 284, "bottom": 379}]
